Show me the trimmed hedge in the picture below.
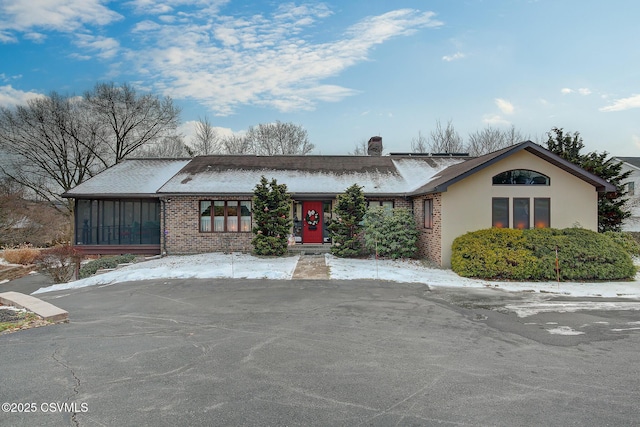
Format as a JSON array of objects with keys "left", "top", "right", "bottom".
[
  {"left": 451, "top": 228, "right": 636, "bottom": 281},
  {"left": 79, "top": 254, "right": 137, "bottom": 279}
]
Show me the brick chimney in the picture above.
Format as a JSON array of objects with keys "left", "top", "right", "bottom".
[{"left": 367, "top": 136, "right": 382, "bottom": 156}]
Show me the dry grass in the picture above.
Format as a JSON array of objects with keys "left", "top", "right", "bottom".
[{"left": 2, "top": 246, "right": 41, "bottom": 265}]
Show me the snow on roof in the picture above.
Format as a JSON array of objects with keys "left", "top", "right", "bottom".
[
  {"left": 157, "top": 156, "right": 466, "bottom": 195},
  {"left": 64, "top": 159, "right": 190, "bottom": 197}
]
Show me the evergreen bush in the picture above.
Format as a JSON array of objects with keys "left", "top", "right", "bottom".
[
  {"left": 79, "top": 254, "right": 136, "bottom": 279},
  {"left": 251, "top": 176, "right": 292, "bottom": 256},
  {"left": 603, "top": 231, "right": 640, "bottom": 257},
  {"left": 364, "top": 207, "right": 419, "bottom": 259},
  {"left": 328, "top": 184, "right": 366, "bottom": 257},
  {"left": 452, "top": 227, "right": 636, "bottom": 281}
]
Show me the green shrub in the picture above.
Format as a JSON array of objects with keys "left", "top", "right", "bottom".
[
  {"left": 79, "top": 254, "right": 136, "bottom": 279},
  {"left": 603, "top": 231, "right": 640, "bottom": 257},
  {"left": 452, "top": 228, "right": 636, "bottom": 281},
  {"left": 251, "top": 176, "right": 292, "bottom": 256},
  {"left": 364, "top": 207, "right": 419, "bottom": 259},
  {"left": 328, "top": 184, "right": 366, "bottom": 257}
]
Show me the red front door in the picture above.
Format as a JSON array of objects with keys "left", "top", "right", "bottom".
[{"left": 302, "top": 201, "right": 323, "bottom": 243}]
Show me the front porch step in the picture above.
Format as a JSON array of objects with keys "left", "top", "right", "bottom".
[{"left": 288, "top": 244, "right": 331, "bottom": 255}]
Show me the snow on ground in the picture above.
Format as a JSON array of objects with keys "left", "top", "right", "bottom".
[
  {"left": 32, "top": 253, "right": 300, "bottom": 295},
  {"left": 31, "top": 252, "right": 640, "bottom": 299}
]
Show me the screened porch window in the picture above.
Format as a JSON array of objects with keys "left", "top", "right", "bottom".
[{"left": 75, "top": 199, "right": 160, "bottom": 245}]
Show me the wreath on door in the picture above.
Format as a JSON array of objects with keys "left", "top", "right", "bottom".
[{"left": 305, "top": 209, "right": 320, "bottom": 227}]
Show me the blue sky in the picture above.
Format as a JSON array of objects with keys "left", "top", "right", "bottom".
[{"left": 1, "top": 0, "right": 639, "bottom": 155}]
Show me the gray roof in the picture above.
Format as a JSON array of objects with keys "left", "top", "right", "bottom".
[
  {"left": 63, "top": 159, "right": 190, "bottom": 198},
  {"left": 63, "top": 142, "right": 617, "bottom": 199},
  {"left": 410, "top": 141, "right": 617, "bottom": 194},
  {"left": 157, "top": 155, "right": 465, "bottom": 196},
  {"left": 615, "top": 157, "right": 640, "bottom": 170}
]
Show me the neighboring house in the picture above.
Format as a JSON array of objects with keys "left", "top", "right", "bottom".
[
  {"left": 613, "top": 157, "right": 640, "bottom": 232},
  {"left": 63, "top": 140, "right": 615, "bottom": 268}
]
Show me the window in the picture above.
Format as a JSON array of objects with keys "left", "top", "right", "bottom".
[
  {"left": 367, "top": 200, "right": 394, "bottom": 211},
  {"left": 200, "top": 200, "right": 252, "bottom": 232},
  {"left": 513, "top": 198, "right": 530, "bottom": 229},
  {"left": 493, "top": 170, "right": 550, "bottom": 185},
  {"left": 534, "top": 198, "right": 550, "bottom": 228},
  {"left": 492, "top": 198, "right": 509, "bottom": 228},
  {"left": 424, "top": 199, "right": 433, "bottom": 229},
  {"left": 75, "top": 199, "right": 160, "bottom": 245},
  {"left": 627, "top": 182, "right": 635, "bottom": 196}
]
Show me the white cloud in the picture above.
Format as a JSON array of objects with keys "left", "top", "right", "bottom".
[
  {"left": 495, "top": 98, "right": 514, "bottom": 115},
  {"left": 0, "top": 85, "right": 44, "bottom": 107},
  {"left": 600, "top": 94, "right": 640, "bottom": 112},
  {"left": 128, "top": 6, "right": 442, "bottom": 115},
  {"left": 482, "top": 114, "right": 510, "bottom": 126},
  {"left": 126, "top": 0, "right": 228, "bottom": 15},
  {"left": 0, "top": 0, "right": 122, "bottom": 37},
  {"left": 442, "top": 52, "right": 465, "bottom": 62},
  {"left": 74, "top": 34, "right": 120, "bottom": 59},
  {"left": 562, "top": 87, "right": 592, "bottom": 96}
]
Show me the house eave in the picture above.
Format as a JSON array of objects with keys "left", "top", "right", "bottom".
[{"left": 63, "top": 193, "right": 162, "bottom": 199}]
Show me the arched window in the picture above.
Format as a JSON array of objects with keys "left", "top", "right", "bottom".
[{"left": 492, "top": 170, "right": 550, "bottom": 185}]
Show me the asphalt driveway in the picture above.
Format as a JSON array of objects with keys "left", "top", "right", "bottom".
[{"left": 1, "top": 278, "right": 639, "bottom": 426}]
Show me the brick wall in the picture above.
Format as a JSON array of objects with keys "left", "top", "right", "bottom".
[
  {"left": 413, "top": 194, "right": 442, "bottom": 265},
  {"left": 160, "top": 195, "right": 427, "bottom": 256},
  {"left": 161, "top": 196, "right": 254, "bottom": 254}
]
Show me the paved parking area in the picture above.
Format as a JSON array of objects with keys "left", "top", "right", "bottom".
[{"left": 1, "top": 278, "right": 639, "bottom": 426}]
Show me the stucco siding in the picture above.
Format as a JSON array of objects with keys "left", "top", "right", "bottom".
[{"left": 440, "top": 150, "right": 599, "bottom": 267}]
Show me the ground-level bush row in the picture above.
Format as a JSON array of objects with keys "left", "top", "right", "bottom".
[
  {"left": 79, "top": 254, "right": 137, "bottom": 279},
  {"left": 452, "top": 228, "right": 638, "bottom": 281}
]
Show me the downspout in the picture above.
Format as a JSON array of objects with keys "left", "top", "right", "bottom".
[{"left": 161, "top": 198, "right": 168, "bottom": 256}]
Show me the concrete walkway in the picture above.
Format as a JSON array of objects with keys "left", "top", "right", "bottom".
[{"left": 291, "top": 255, "right": 330, "bottom": 280}]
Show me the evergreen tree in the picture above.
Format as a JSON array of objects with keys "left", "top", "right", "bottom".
[
  {"left": 580, "top": 151, "right": 631, "bottom": 232},
  {"left": 328, "top": 184, "right": 366, "bottom": 257},
  {"left": 364, "top": 207, "right": 419, "bottom": 259},
  {"left": 545, "top": 127, "right": 584, "bottom": 164},
  {"left": 252, "top": 176, "right": 292, "bottom": 256},
  {"left": 546, "top": 127, "right": 631, "bottom": 232}
]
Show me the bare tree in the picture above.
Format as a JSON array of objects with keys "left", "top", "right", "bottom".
[
  {"left": 411, "top": 131, "right": 428, "bottom": 153},
  {"left": 136, "top": 134, "right": 193, "bottom": 158},
  {"left": 84, "top": 82, "right": 181, "bottom": 166},
  {"left": 349, "top": 139, "right": 368, "bottom": 155},
  {"left": 190, "top": 116, "right": 219, "bottom": 155},
  {"left": 0, "top": 82, "right": 181, "bottom": 213},
  {"left": 0, "top": 178, "right": 69, "bottom": 246},
  {"left": 503, "top": 125, "right": 526, "bottom": 146},
  {"left": 245, "top": 121, "right": 314, "bottom": 155},
  {"left": 219, "top": 134, "right": 252, "bottom": 154},
  {"left": 0, "top": 93, "right": 102, "bottom": 212},
  {"left": 429, "top": 120, "right": 464, "bottom": 153},
  {"left": 467, "top": 126, "right": 525, "bottom": 156}
]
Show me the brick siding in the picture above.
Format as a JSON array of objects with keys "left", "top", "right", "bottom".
[
  {"left": 413, "top": 194, "right": 442, "bottom": 265},
  {"left": 160, "top": 195, "right": 436, "bottom": 259},
  {"left": 161, "top": 196, "right": 254, "bottom": 254}
]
